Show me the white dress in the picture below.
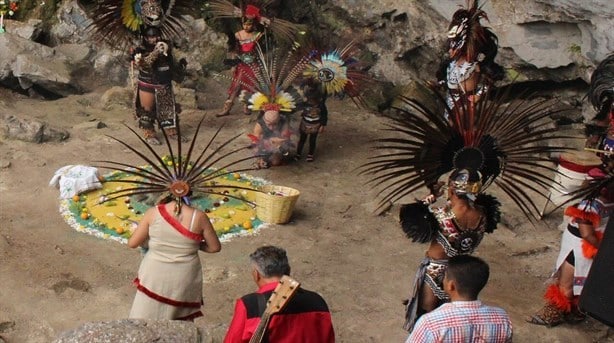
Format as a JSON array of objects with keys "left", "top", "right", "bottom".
[{"left": 129, "top": 205, "right": 204, "bottom": 320}]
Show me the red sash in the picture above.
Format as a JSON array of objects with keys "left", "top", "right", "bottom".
[{"left": 157, "top": 205, "right": 204, "bottom": 241}]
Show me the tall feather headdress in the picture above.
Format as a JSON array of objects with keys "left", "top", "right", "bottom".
[
  {"left": 360, "top": 85, "right": 578, "bottom": 221},
  {"left": 95, "top": 116, "right": 261, "bottom": 215},
  {"left": 447, "top": 0, "right": 498, "bottom": 64},
  {"left": 220, "top": 43, "right": 310, "bottom": 113},
  {"left": 206, "top": 0, "right": 304, "bottom": 43},
  {"left": 302, "top": 40, "right": 372, "bottom": 107},
  {"left": 78, "top": 0, "right": 196, "bottom": 49}
]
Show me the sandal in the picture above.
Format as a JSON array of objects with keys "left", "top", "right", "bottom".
[
  {"left": 293, "top": 154, "right": 301, "bottom": 162},
  {"left": 146, "top": 136, "right": 161, "bottom": 145},
  {"left": 525, "top": 304, "right": 564, "bottom": 327},
  {"left": 306, "top": 154, "right": 314, "bottom": 162},
  {"left": 142, "top": 129, "right": 160, "bottom": 145},
  {"left": 216, "top": 100, "right": 233, "bottom": 117}
]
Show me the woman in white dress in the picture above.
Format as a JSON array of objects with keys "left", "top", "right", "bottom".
[{"left": 128, "top": 198, "right": 220, "bottom": 320}]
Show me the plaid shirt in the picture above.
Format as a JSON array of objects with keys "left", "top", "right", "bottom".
[{"left": 406, "top": 301, "right": 512, "bottom": 343}]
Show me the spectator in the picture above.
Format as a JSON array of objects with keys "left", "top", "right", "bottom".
[
  {"left": 224, "top": 246, "right": 335, "bottom": 343},
  {"left": 406, "top": 255, "right": 512, "bottom": 343}
]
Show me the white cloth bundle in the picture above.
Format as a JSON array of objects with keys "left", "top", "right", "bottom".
[{"left": 49, "top": 165, "right": 103, "bottom": 199}]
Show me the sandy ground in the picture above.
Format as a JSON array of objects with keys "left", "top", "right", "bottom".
[{"left": 0, "top": 86, "right": 613, "bottom": 343}]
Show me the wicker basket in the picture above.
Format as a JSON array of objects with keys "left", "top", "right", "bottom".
[{"left": 256, "top": 185, "right": 300, "bottom": 224}]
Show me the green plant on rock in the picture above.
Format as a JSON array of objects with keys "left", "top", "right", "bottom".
[{"left": 568, "top": 43, "right": 581, "bottom": 54}]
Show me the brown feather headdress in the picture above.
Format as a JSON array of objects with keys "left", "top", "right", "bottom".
[{"left": 95, "top": 116, "right": 262, "bottom": 215}]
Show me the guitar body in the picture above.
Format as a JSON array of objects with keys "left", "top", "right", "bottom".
[{"left": 249, "top": 275, "right": 301, "bottom": 343}]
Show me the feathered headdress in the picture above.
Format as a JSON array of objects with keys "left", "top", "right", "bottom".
[
  {"left": 588, "top": 53, "right": 614, "bottom": 122},
  {"left": 223, "top": 43, "right": 310, "bottom": 113},
  {"left": 447, "top": 0, "right": 498, "bottom": 63},
  {"left": 562, "top": 54, "right": 614, "bottom": 206},
  {"left": 206, "top": 0, "right": 304, "bottom": 43},
  {"left": 302, "top": 41, "right": 372, "bottom": 107},
  {"left": 78, "top": 0, "right": 195, "bottom": 49},
  {"left": 94, "top": 116, "right": 261, "bottom": 215},
  {"left": 360, "top": 85, "right": 578, "bottom": 220}
]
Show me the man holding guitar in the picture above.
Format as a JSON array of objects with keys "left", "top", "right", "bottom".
[{"left": 224, "top": 246, "right": 335, "bottom": 343}]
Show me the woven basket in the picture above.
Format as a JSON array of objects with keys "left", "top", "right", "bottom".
[{"left": 256, "top": 185, "right": 300, "bottom": 224}]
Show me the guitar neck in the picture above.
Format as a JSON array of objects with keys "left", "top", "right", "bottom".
[
  {"left": 247, "top": 275, "right": 300, "bottom": 343},
  {"left": 249, "top": 312, "right": 272, "bottom": 343}
]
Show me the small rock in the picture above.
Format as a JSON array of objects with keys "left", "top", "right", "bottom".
[
  {"left": 0, "top": 321, "right": 15, "bottom": 333},
  {"left": 0, "top": 160, "right": 10, "bottom": 169},
  {"left": 73, "top": 120, "right": 102, "bottom": 130}
]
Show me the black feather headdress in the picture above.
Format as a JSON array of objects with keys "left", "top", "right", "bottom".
[
  {"left": 94, "top": 116, "right": 262, "bottom": 215},
  {"left": 360, "top": 85, "right": 579, "bottom": 221},
  {"left": 588, "top": 53, "right": 614, "bottom": 122}
]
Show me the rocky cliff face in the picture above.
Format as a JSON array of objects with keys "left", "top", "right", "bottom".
[
  {"left": 332, "top": 0, "right": 612, "bottom": 84},
  {"left": 0, "top": 0, "right": 611, "bottom": 112}
]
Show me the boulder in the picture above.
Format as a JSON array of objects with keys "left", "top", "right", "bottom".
[
  {"left": 52, "top": 319, "right": 203, "bottom": 343},
  {"left": 1, "top": 114, "right": 70, "bottom": 143},
  {"left": 0, "top": 33, "right": 91, "bottom": 97},
  {"left": 2, "top": 19, "right": 44, "bottom": 41}
]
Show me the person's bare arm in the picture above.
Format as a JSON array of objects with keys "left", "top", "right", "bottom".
[
  {"left": 578, "top": 222, "right": 600, "bottom": 248},
  {"left": 253, "top": 122, "right": 264, "bottom": 140},
  {"left": 199, "top": 213, "right": 221, "bottom": 253},
  {"left": 128, "top": 208, "right": 153, "bottom": 248}
]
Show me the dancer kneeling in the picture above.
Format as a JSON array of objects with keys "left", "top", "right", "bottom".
[{"left": 249, "top": 109, "right": 295, "bottom": 169}]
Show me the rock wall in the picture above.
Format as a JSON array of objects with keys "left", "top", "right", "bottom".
[{"left": 1, "top": 0, "right": 612, "bottom": 110}]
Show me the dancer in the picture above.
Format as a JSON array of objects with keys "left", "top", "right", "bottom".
[
  {"left": 361, "top": 85, "right": 574, "bottom": 332},
  {"left": 208, "top": 0, "right": 304, "bottom": 116},
  {"left": 435, "top": 0, "right": 503, "bottom": 120},
  {"left": 132, "top": 26, "right": 187, "bottom": 144},
  {"left": 79, "top": 0, "right": 194, "bottom": 142},
  {"left": 250, "top": 108, "right": 294, "bottom": 168},
  {"left": 217, "top": 10, "right": 265, "bottom": 116},
  {"left": 527, "top": 53, "right": 614, "bottom": 327},
  {"left": 296, "top": 82, "right": 328, "bottom": 162},
  {"left": 526, "top": 179, "right": 613, "bottom": 326},
  {"left": 95, "top": 117, "right": 261, "bottom": 320},
  {"left": 585, "top": 54, "right": 614, "bottom": 155}
]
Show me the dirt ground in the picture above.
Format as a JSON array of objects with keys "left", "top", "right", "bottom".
[{"left": 0, "top": 85, "right": 613, "bottom": 343}]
